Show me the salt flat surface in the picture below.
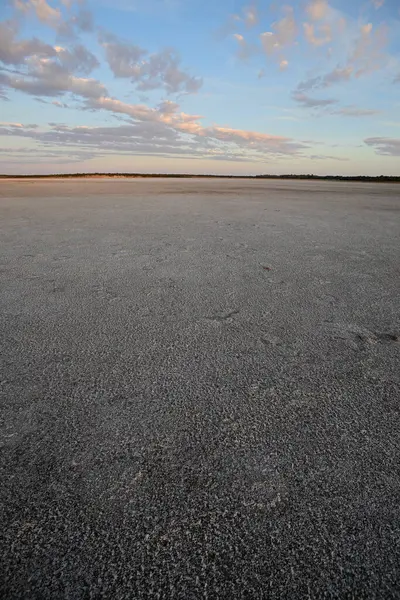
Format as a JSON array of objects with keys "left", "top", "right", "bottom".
[{"left": 1, "top": 178, "right": 400, "bottom": 598}]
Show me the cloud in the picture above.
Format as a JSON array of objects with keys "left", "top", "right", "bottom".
[
  {"left": 15, "top": 90, "right": 303, "bottom": 163},
  {"left": 293, "top": 60, "right": 376, "bottom": 108},
  {"left": 57, "top": 9, "right": 94, "bottom": 39},
  {"left": 71, "top": 9, "right": 93, "bottom": 32},
  {"left": 84, "top": 96, "right": 306, "bottom": 157},
  {"left": 364, "top": 137, "right": 400, "bottom": 156},
  {"left": 292, "top": 91, "right": 337, "bottom": 108},
  {"left": 0, "top": 140, "right": 100, "bottom": 165},
  {"left": 13, "top": 0, "right": 61, "bottom": 26},
  {"left": 13, "top": 0, "right": 94, "bottom": 40},
  {"left": 300, "top": 23, "right": 387, "bottom": 91},
  {"left": 309, "top": 154, "right": 349, "bottom": 161},
  {"left": 0, "top": 122, "right": 24, "bottom": 128},
  {"left": 98, "top": 31, "right": 202, "bottom": 94},
  {"left": 206, "top": 126, "right": 303, "bottom": 152},
  {"left": 260, "top": 6, "right": 296, "bottom": 65},
  {"left": 323, "top": 66, "right": 353, "bottom": 86},
  {"left": 52, "top": 99, "right": 70, "bottom": 108},
  {"left": 13, "top": 0, "right": 88, "bottom": 26},
  {"left": 4, "top": 0, "right": 385, "bottom": 169},
  {"left": 98, "top": 32, "right": 145, "bottom": 77},
  {"left": 296, "top": 76, "right": 321, "bottom": 93},
  {"left": 333, "top": 106, "right": 380, "bottom": 117},
  {"left": 303, "top": 23, "right": 332, "bottom": 46},
  {"left": 348, "top": 23, "right": 388, "bottom": 78},
  {"left": 0, "top": 20, "right": 56, "bottom": 65},
  {"left": 233, "top": 34, "right": 259, "bottom": 61},
  {"left": 1, "top": 70, "right": 107, "bottom": 98},
  {"left": 293, "top": 62, "right": 360, "bottom": 106},
  {"left": 0, "top": 23, "right": 105, "bottom": 99},
  {"left": 0, "top": 86, "right": 9, "bottom": 100},
  {"left": 371, "top": 0, "right": 384, "bottom": 8},
  {"left": 0, "top": 56, "right": 105, "bottom": 99},
  {"left": 299, "top": 8, "right": 390, "bottom": 102},
  {"left": 214, "top": 14, "right": 241, "bottom": 41},
  {"left": 260, "top": 7, "right": 297, "bottom": 53},
  {"left": 306, "top": 0, "right": 330, "bottom": 22},
  {"left": 0, "top": 4, "right": 307, "bottom": 166},
  {"left": 0, "top": 118, "right": 307, "bottom": 165},
  {"left": 216, "top": 3, "right": 258, "bottom": 39},
  {"left": 54, "top": 45, "right": 99, "bottom": 76},
  {"left": 157, "top": 100, "right": 180, "bottom": 114},
  {"left": 302, "top": 2, "right": 346, "bottom": 55},
  {"left": 244, "top": 4, "right": 259, "bottom": 28}
]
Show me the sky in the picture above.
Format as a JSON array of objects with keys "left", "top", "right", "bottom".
[{"left": 0, "top": 0, "right": 399, "bottom": 175}]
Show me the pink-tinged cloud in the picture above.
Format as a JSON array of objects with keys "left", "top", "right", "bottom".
[
  {"left": 305, "top": 0, "right": 330, "bottom": 22},
  {"left": 14, "top": 0, "right": 61, "bottom": 25},
  {"left": 303, "top": 23, "right": 332, "bottom": 47},
  {"left": 260, "top": 6, "right": 296, "bottom": 65}
]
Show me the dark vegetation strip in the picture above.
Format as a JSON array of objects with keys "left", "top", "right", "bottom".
[{"left": 1, "top": 173, "right": 400, "bottom": 182}]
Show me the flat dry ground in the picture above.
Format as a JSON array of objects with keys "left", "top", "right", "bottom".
[{"left": 1, "top": 178, "right": 399, "bottom": 598}]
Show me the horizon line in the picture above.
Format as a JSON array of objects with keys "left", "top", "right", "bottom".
[{"left": 1, "top": 173, "right": 400, "bottom": 182}]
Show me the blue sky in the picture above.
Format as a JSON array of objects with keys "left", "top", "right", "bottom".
[{"left": 0, "top": 0, "right": 399, "bottom": 175}]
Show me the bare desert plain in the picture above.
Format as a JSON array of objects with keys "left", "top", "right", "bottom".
[{"left": 1, "top": 177, "right": 400, "bottom": 598}]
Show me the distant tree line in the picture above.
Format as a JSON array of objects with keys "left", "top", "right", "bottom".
[
  {"left": 256, "top": 174, "right": 400, "bottom": 182},
  {"left": 1, "top": 173, "right": 399, "bottom": 182}
]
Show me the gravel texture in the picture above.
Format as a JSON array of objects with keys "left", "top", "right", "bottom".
[{"left": 1, "top": 178, "right": 400, "bottom": 599}]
